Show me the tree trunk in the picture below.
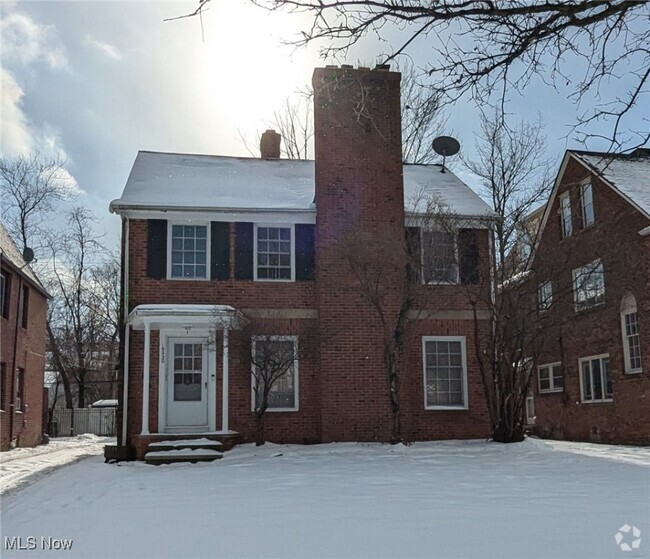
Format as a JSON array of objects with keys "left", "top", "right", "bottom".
[
  {"left": 255, "top": 413, "right": 266, "bottom": 446},
  {"left": 77, "top": 373, "right": 86, "bottom": 408}
]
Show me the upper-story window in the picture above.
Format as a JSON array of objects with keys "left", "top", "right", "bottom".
[
  {"left": 538, "top": 281, "right": 553, "bottom": 313},
  {"left": 21, "top": 285, "right": 29, "bottom": 329},
  {"left": 254, "top": 225, "right": 294, "bottom": 281},
  {"left": 581, "top": 183, "right": 595, "bottom": 227},
  {"left": 559, "top": 192, "right": 572, "bottom": 238},
  {"left": 573, "top": 259, "right": 605, "bottom": 311},
  {"left": 422, "top": 230, "right": 458, "bottom": 283},
  {"left": 0, "top": 272, "right": 9, "bottom": 319},
  {"left": 621, "top": 294, "right": 642, "bottom": 374},
  {"left": 170, "top": 224, "right": 208, "bottom": 279}
]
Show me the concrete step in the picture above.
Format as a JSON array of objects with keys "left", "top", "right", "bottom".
[
  {"left": 147, "top": 438, "right": 224, "bottom": 452},
  {"left": 145, "top": 448, "right": 223, "bottom": 465}
]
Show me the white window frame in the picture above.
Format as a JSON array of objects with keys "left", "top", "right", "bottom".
[
  {"left": 422, "top": 336, "right": 469, "bottom": 410},
  {"left": 253, "top": 223, "right": 296, "bottom": 282},
  {"left": 580, "top": 182, "right": 595, "bottom": 228},
  {"left": 578, "top": 354, "right": 613, "bottom": 403},
  {"left": 572, "top": 259, "right": 605, "bottom": 312},
  {"left": 537, "top": 362, "right": 563, "bottom": 393},
  {"left": 538, "top": 281, "right": 553, "bottom": 312},
  {"left": 420, "top": 229, "right": 459, "bottom": 284},
  {"left": 250, "top": 335, "right": 299, "bottom": 412},
  {"left": 559, "top": 192, "right": 572, "bottom": 238},
  {"left": 167, "top": 221, "right": 211, "bottom": 281},
  {"left": 621, "top": 296, "right": 642, "bottom": 374}
]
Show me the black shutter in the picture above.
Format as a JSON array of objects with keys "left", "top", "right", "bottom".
[
  {"left": 405, "top": 226, "right": 422, "bottom": 283},
  {"left": 235, "top": 222, "right": 254, "bottom": 280},
  {"left": 147, "top": 220, "right": 167, "bottom": 279},
  {"left": 459, "top": 229, "right": 480, "bottom": 285},
  {"left": 210, "top": 222, "right": 230, "bottom": 280},
  {"left": 295, "top": 224, "right": 315, "bottom": 281}
]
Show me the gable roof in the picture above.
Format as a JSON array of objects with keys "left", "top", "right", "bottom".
[
  {"left": 109, "top": 151, "right": 495, "bottom": 218},
  {"left": 570, "top": 148, "right": 650, "bottom": 219},
  {"left": 0, "top": 222, "right": 49, "bottom": 297}
]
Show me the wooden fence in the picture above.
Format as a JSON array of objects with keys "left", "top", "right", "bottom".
[{"left": 50, "top": 407, "right": 116, "bottom": 437}]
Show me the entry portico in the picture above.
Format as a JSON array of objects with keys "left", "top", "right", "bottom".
[{"left": 127, "top": 304, "right": 244, "bottom": 438}]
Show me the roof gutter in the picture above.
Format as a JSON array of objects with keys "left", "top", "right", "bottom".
[{"left": 109, "top": 203, "right": 317, "bottom": 215}]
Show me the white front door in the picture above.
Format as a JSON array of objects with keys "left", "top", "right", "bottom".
[{"left": 166, "top": 338, "right": 209, "bottom": 430}]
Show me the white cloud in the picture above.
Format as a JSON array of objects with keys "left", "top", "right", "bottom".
[
  {"left": 84, "top": 35, "right": 122, "bottom": 60},
  {"left": 0, "top": 68, "right": 32, "bottom": 155},
  {"left": 0, "top": 12, "right": 68, "bottom": 69}
]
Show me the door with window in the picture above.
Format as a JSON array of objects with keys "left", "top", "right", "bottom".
[{"left": 167, "top": 338, "right": 209, "bottom": 429}]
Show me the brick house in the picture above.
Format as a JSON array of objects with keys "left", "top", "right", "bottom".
[
  {"left": 1, "top": 223, "right": 48, "bottom": 450},
  {"left": 109, "top": 65, "right": 496, "bottom": 460},
  {"left": 526, "top": 148, "right": 650, "bottom": 444}
]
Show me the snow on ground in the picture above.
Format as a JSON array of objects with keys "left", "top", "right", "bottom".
[
  {"left": 0, "top": 434, "right": 113, "bottom": 496},
  {"left": 1, "top": 438, "right": 649, "bottom": 559}
]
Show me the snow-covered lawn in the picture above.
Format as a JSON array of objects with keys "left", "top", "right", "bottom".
[
  {"left": 1, "top": 438, "right": 649, "bottom": 559},
  {"left": 0, "top": 434, "right": 113, "bottom": 496}
]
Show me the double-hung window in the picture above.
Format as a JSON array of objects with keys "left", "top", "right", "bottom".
[
  {"left": 423, "top": 336, "right": 468, "bottom": 409},
  {"left": 538, "top": 281, "right": 553, "bottom": 312},
  {"left": 580, "top": 355, "right": 612, "bottom": 402},
  {"left": 170, "top": 224, "right": 208, "bottom": 279},
  {"left": 621, "top": 294, "right": 642, "bottom": 374},
  {"left": 573, "top": 260, "right": 605, "bottom": 311},
  {"left": 581, "top": 183, "right": 595, "bottom": 227},
  {"left": 560, "top": 193, "right": 572, "bottom": 238},
  {"left": 251, "top": 336, "right": 298, "bottom": 411},
  {"left": 538, "top": 363, "right": 563, "bottom": 393},
  {"left": 422, "top": 230, "right": 457, "bottom": 283},
  {"left": 255, "top": 225, "right": 294, "bottom": 281},
  {"left": 0, "top": 272, "right": 9, "bottom": 319}
]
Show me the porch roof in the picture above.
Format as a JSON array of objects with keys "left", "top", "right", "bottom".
[{"left": 128, "top": 304, "right": 244, "bottom": 331}]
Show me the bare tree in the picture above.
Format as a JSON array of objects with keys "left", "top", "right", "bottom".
[
  {"left": 242, "top": 317, "right": 318, "bottom": 445},
  {"left": 46, "top": 208, "right": 120, "bottom": 409},
  {"left": 180, "top": 0, "right": 648, "bottom": 150},
  {"left": 0, "top": 155, "right": 76, "bottom": 251}
]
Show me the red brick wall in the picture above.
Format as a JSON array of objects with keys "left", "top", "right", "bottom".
[
  {"left": 530, "top": 155, "right": 650, "bottom": 444},
  {"left": 1, "top": 264, "right": 47, "bottom": 450}
]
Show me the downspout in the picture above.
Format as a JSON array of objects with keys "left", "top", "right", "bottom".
[
  {"left": 121, "top": 217, "right": 130, "bottom": 447},
  {"left": 9, "top": 273, "right": 23, "bottom": 447}
]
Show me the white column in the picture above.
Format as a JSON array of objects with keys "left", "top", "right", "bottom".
[
  {"left": 121, "top": 324, "right": 130, "bottom": 446},
  {"left": 141, "top": 322, "right": 151, "bottom": 435},
  {"left": 222, "top": 328, "right": 229, "bottom": 432}
]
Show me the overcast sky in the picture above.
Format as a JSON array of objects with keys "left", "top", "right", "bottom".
[{"left": 1, "top": 1, "right": 645, "bottom": 247}]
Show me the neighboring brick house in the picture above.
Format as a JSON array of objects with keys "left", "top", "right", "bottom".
[
  {"left": 1, "top": 223, "right": 48, "bottom": 450},
  {"left": 109, "top": 65, "right": 496, "bottom": 460},
  {"left": 526, "top": 148, "right": 650, "bottom": 444}
]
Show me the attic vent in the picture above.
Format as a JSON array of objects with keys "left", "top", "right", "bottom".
[{"left": 260, "top": 130, "right": 281, "bottom": 159}]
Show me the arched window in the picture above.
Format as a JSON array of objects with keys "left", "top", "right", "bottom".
[{"left": 621, "top": 293, "right": 643, "bottom": 374}]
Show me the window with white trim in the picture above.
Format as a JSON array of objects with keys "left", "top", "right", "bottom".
[
  {"left": 560, "top": 192, "right": 572, "bottom": 238},
  {"left": 255, "top": 226, "right": 293, "bottom": 281},
  {"left": 573, "top": 260, "right": 605, "bottom": 311},
  {"left": 621, "top": 294, "right": 642, "bottom": 374},
  {"left": 538, "top": 281, "right": 553, "bottom": 312},
  {"left": 422, "top": 230, "right": 458, "bottom": 283},
  {"left": 538, "top": 363, "right": 563, "bottom": 393},
  {"left": 423, "top": 337, "right": 467, "bottom": 409},
  {"left": 581, "top": 183, "right": 595, "bottom": 227},
  {"left": 170, "top": 224, "right": 208, "bottom": 279},
  {"left": 580, "top": 355, "right": 612, "bottom": 402},
  {"left": 252, "top": 337, "right": 298, "bottom": 411}
]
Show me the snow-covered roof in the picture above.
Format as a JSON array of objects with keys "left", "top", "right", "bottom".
[
  {"left": 572, "top": 149, "right": 650, "bottom": 219},
  {"left": 0, "top": 222, "right": 48, "bottom": 296},
  {"left": 110, "top": 151, "right": 494, "bottom": 218}
]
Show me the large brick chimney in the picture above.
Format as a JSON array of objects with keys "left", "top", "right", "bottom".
[
  {"left": 260, "top": 129, "right": 281, "bottom": 159},
  {"left": 312, "top": 64, "right": 405, "bottom": 442}
]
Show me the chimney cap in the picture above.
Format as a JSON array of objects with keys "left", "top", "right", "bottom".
[{"left": 260, "top": 129, "right": 282, "bottom": 159}]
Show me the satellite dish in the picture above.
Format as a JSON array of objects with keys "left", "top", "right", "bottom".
[
  {"left": 432, "top": 136, "right": 460, "bottom": 173},
  {"left": 22, "top": 247, "right": 35, "bottom": 264}
]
